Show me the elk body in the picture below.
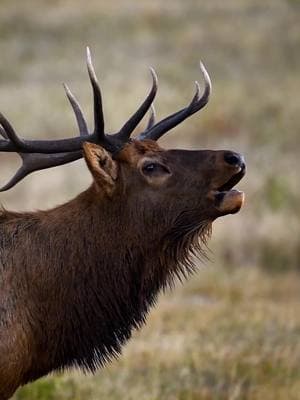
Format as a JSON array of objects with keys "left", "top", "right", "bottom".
[{"left": 0, "top": 49, "right": 245, "bottom": 399}]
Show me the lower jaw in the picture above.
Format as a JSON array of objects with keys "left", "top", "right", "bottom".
[{"left": 214, "top": 190, "right": 245, "bottom": 214}]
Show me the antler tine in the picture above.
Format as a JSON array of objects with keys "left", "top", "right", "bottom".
[
  {"left": 86, "top": 47, "right": 105, "bottom": 139},
  {"left": 146, "top": 104, "right": 156, "bottom": 129},
  {"left": 0, "top": 151, "right": 82, "bottom": 192},
  {"left": 0, "top": 112, "right": 24, "bottom": 147},
  {"left": 63, "top": 84, "right": 89, "bottom": 137},
  {"left": 0, "top": 124, "right": 8, "bottom": 139},
  {"left": 138, "top": 61, "right": 211, "bottom": 141},
  {"left": 116, "top": 67, "right": 158, "bottom": 141}
]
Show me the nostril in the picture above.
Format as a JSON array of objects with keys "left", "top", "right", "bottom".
[{"left": 224, "top": 152, "right": 244, "bottom": 167}]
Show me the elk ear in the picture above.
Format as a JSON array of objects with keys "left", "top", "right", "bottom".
[{"left": 83, "top": 142, "right": 118, "bottom": 195}]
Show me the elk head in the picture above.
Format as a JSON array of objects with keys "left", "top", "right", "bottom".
[{"left": 0, "top": 48, "right": 245, "bottom": 260}]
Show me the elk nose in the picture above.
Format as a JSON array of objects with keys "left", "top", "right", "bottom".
[{"left": 224, "top": 151, "right": 245, "bottom": 168}]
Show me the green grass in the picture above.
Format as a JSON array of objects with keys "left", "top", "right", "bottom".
[{"left": 0, "top": 0, "right": 299, "bottom": 398}]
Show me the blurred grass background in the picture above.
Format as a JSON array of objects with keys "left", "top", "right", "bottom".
[{"left": 0, "top": 0, "right": 298, "bottom": 398}]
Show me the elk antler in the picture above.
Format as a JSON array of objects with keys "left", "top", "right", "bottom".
[
  {"left": 0, "top": 49, "right": 211, "bottom": 191},
  {"left": 0, "top": 48, "right": 157, "bottom": 190},
  {"left": 138, "top": 62, "right": 211, "bottom": 141}
]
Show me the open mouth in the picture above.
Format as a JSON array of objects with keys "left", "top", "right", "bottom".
[{"left": 213, "top": 165, "right": 246, "bottom": 214}]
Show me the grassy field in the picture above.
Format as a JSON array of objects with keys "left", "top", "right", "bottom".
[{"left": 0, "top": 0, "right": 299, "bottom": 399}]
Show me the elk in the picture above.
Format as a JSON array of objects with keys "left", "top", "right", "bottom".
[{"left": 0, "top": 48, "right": 245, "bottom": 399}]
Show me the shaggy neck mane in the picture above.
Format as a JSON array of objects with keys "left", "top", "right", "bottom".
[{"left": 0, "top": 185, "right": 211, "bottom": 380}]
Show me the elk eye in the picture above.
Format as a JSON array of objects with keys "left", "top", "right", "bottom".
[{"left": 142, "top": 162, "right": 169, "bottom": 175}]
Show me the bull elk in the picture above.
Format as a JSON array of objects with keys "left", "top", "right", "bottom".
[{"left": 0, "top": 48, "right": 245, "bottom": 399}]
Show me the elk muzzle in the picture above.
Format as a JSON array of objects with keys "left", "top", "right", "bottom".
[{"left": 209, "top": 150, "right": 246, "bottom": 215}]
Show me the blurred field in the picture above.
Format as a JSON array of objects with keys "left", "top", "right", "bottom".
[{"left": 0, "top": 0, "right": 298, "bottom": 399}]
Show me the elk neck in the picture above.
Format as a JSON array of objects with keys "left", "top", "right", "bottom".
[{"left": 0, "top": 182, "right": 204, "bottom": 378}]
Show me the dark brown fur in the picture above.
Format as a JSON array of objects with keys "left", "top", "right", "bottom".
[{"left": 0, "top": 140, "right": 245, "bottom": 399}]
